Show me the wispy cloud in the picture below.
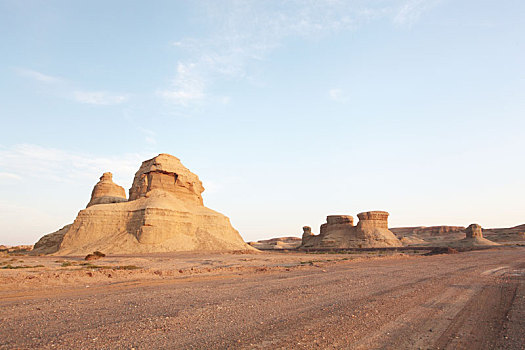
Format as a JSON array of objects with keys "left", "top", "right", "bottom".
[
  {"left": 16, "top": 68, "right": 63, "bottom": 83},
  {"left": 73, "top": 91, "right": 127, "bottom": 105},
  {"left": 16, "top": 68, "right": 128, "bottom": 106},
  {"left": 136, "top": 127, "right": 157, "bottom": 145},
  {"left": 0, "top": 144, "right": 152, "bottom": 188},
  {"left": 159, "top": 0, "right": 443, "bottom": 108},
  {"left": 0, "top": 172, "right": 22, "bottom": 181},
  {"left": 328, "top": 88, "right": 348, "bottom": 103},
  {"left": 157, "top": 62, "right": 206, "bottom": 106},
  {"left": 394, "top": 0, "right": 442, "bottom": 26}
]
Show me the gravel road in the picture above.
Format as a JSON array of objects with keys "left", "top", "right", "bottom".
[{"left": 1, "top": 248, "right": 524, "bottom": 349}]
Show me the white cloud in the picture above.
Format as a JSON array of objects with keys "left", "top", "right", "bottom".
[
  {"left": 0, "top": 172, "right": 22, "bottom": 181},
  {"left": 15, "top": 68, "right": 63, "bottom": 83},
  {"left": 160, "top": 0, "right": 443, "bottom": 108},
  {"left": 394, "top": 0, "right": 442, "bottom": 26},
  {"left": 157, "top": 62, "right": 206, "bottom": 106},
  {"left": 73, "top": 91, "right": 127, "bottom": 105},
  {"left": 328, "top": 88, "right": 347, "bottom": 102},
  {"left": 0, "top": 144, "right": 152, "bottom": 187},
  {"left": 16, "top": 68, "right": 128, "bottom": 106},
  {"left": 136, "top": 127, "right": 158, "bottom": 145}
]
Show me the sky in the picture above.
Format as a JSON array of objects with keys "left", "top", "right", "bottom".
[{"left": 0, "top": 0, "right": 524, "bottom": 245}]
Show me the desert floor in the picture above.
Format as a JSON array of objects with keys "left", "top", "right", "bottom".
[{"left": 1, "top": 247, "right": 524, "bottom": 349}]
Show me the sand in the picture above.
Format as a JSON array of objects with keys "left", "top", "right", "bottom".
[{"left": 1, "top": 247, "right": 524, "bottom": 349}]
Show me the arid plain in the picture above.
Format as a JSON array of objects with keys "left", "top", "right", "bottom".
[{"left": 1, "top": 247, "right": 524, "bottom": 349}]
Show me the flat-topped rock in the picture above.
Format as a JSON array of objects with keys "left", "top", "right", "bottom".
[
  {"left": 128, "top": 154, "right": 204, "bottom": 205},
  {"left": 302, "top": 210, "right": 402, "bottom": 249},
  {"left": 326, "top": 215, "right": 354, "bottom": 225}
]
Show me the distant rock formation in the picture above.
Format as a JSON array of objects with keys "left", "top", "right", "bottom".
[
  {"left": 390, "top": 226, "right": 465, "bottom": 237},
  {"left": 302, "top": 226, "right": 314, "bottom": 241},
  {"left": 450, "top": 223, "right": 500, "bottom": 247},
  {"left": 34, "top": 154, "right": 254, "bottom": 255},
  {"left": 248, "top": 237, "right": 302, "bottom": 250},
  {"left": 465, "top": 223, "right": 482, "bottom": 238},
  {"left": 301, "top": 211, "right": 402, "bottom": 249},
  {"left": 390, "top": 223, "right": 524, "bottom": 245},
  {"left": 86, "top": 172, "right": 127, "bottom": 207}
]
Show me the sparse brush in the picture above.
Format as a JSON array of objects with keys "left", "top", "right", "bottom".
[
  {"left": 1, "top": 264, "right": 44, "bottom": 269},
  {"left": 81, "top": 264, "right": 141, "bottom": 270}
]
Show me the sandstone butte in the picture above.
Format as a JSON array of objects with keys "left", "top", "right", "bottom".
[
  {"left": 33, "top": 154, "right": 254, "bottom": 255},
  {"left": 301, "top": 211, "right": 403, "bottom": 249},
  {"left": 449, "top": 223, "right": 500, "bottom": 248}
]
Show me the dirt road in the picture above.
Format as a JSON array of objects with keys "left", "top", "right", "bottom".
[{"left": 1, "top": 248, "right": 524, "bottom": 349}]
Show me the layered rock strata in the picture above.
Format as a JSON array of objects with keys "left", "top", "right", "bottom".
[
  {"left": 86, "top": 172, "right": 127, "bottom": 207},
  {"left": 34, "top": 154, "right": 253, "bottom": 255},
  {"left": 301, "top": 211, "right": 402, "bottom": 249}
]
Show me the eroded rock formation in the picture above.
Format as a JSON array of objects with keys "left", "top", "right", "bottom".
[
  {"left": 86, "top": 172, "right": 127, "bottom": 207},
  {"left": 450, "top": 223, "right": 500, "bottom": 247},
  {"left": 465, "top": 223, "right": 482, "bottom": 238},
  {"left": 34, "top": 154, "right": 253, "bottom": 255},
  {"left": 301, "top": 211, "right": 402, "bottom": 249},
  {"left": 32, "top": 224, "right": 72, "bottom": 255}
]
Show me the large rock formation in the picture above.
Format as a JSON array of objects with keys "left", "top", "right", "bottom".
[
  {"left": 34, "top": 154, "right": 253, "bottom": 255},
  {"left": 301, "top": 211, "right": 402, "bottom": 249}
]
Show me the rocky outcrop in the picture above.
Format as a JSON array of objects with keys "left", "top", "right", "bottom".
[
  {"left": 450, "top": 223, "right": 500, "bottom": 247},
  {"left": 390, "top": 226, "right": 465, "bottom": 237},
  {"left": 86, "top": 172, "right": 127, "bottom": 207},
  {"left": 248, "top": 237, "right": 302, "bottom": 250},
  {"left": 128, "top": 154, "right": 204, "bottom": 205},
  {"left": 301, "top": 211, "right": 402, "bottom": 249},
  {"left": 465, "top": 223, "right": 482, "bottom": 238},
  {"left": 32, "top": 224, "right": 72, "bottom": 255},
  {"left": 34, "top": 154, "right": 254, "bottom": 255},
  {"left": 302, "top": 226, "right": 314, "bottom": 241}
]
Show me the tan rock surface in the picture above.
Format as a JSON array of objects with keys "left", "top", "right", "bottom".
[
  {"left": 32, "top": 224, "right": 72, "bottom": 255},
  {"left": 248, "top": 237, "right": 302, "bottom": 250},
  {"left": 302, "top": 211, "right": 402, "bottom": 249},
  {"left": 35, "top": 154, "right": 254, "bottom": 255},
  {"left": 86, "top": 172, "right": 127, "bottom": 207},
  {"left": 450, "top": 223, "right": 500, "bottom": 248}
]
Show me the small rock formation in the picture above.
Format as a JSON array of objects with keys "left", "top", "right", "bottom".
[
  {"left": 450, "top": 223, "right": 500, "bottom": 247},
  {"left": 34, "top": 154, "right": 254, "bottom": 255},
  {"left": 85, "top": 251, "right": 105, "bottom": 261},
  {"left": 302, "top": 226, "right": 314, "bottom": 240},
  {"left": 248, "top": 237, "right": 302, "bottom": 250},
  {"left": 86, "top": 172, "right": 127, "bottom": 207},
  {"left": 301, "top": 211, "right": 402, "bottom": 249},
  {"left": 465, "top": 223, "right": 483, "bottom": 238},
  {"left": 32, "top": 224, "right": 72, "bottom": 255}
]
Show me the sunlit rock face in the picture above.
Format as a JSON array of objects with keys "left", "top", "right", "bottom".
[
  {"left": 34, "top": 154, "right": 254, "bottom": 255},
  {"left": 465, "top": 223, "right": 483, "bottom": 238},
  {"left": 86, "top": 172, "right": 127, "bottom": 207},
  {"left": 301, "top": 211, "right": 402, "bottom": 249}
]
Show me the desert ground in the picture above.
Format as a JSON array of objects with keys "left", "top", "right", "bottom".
[{"left": 1, "top": 246, "right": 524, "bottom": 349}]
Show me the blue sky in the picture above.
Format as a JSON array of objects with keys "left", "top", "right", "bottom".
[{"left": 1, "top": 0, "right": 524, "bottom": 245}]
